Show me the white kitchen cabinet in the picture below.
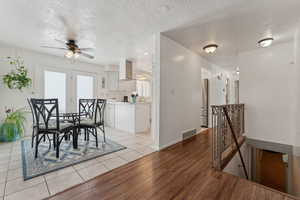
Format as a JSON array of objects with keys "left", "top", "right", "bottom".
[
  {"left": 119, "top": 60, "right": 133, "bottom": 80},
  {"left": 105, "top": 71, "right": 119, "bottom": 90},
  {"left": 113, "top": 102, "right": 150, "bottom": 133},
  {"left": 115, "top": 103, "right": 135, "bottom": 132},
  {"left": 105, "top": 103, "right": 115, "bottom": 128}
]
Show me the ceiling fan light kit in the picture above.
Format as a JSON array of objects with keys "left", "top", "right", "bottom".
[
  {"left": 65, "top": 50, "right": 74, "bottom": 58},
  {"left": 203, "top": 44, "right": 218, "bottom": 54}
]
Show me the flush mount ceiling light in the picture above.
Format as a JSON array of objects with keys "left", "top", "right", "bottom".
[
  {"left": 258, "top": 37, "right": 274, "bottom": 48},
  {"left": 203, "top": 44, "right": 218, "bottom": 54}
]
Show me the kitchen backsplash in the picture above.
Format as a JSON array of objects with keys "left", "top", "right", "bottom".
[{"left": 98, "top": 80, "right": 136, "bottom": 101}]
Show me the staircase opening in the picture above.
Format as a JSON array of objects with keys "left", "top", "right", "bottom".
[
  {"left": 253, "top": 149, "right": 288, "bottom": 193},
  {"left": 247, "top": 138, "right": 293, "bottom": 194}
]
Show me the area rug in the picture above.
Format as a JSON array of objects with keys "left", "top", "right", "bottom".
[{"left": 21, "top": 136, "right": 126, "bottom": 180}]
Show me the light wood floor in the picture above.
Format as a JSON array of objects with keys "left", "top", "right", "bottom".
[{"left": 48, "top": 129, "right": 297, "bottom": 200}]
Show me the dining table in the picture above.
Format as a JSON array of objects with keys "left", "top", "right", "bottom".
[{"left": 57, "top": 112, "right": 87, "bottom": 149}]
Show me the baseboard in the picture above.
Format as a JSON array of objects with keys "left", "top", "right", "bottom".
[
  {"left": 158, "top": 129, "right": 207, "bottom": 151},
  {"left": 158, "top": 137, "right": 182, "bottom": 150}
]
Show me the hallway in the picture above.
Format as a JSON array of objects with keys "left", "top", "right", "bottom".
[{"left": 49, "top": 129, "right": 296, "bottom": 200}]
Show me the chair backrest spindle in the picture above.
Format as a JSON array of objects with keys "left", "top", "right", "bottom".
[
  {"left": 31, "top": 98, "right": 60, "bottom": 131},
  {"left": 94, "top": 99, "right": 106, "bottom": 125},
  {"left": 79, "top": 99, "right": 96, "bottom": 123},
  {"left": 27, "top": 98, "right": 36, "bottom": 127}
]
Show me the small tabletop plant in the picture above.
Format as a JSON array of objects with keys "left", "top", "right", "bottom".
[
  {"left": 0, "top": 107, "right": 26, "bottom": 142},
  {"left": 2, "top": 56, "right": 31, "bottom": 90}
]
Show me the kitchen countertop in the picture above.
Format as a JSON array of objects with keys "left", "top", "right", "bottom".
[{"left": 106, "top": 101, "right": 151, "bottom": 105}]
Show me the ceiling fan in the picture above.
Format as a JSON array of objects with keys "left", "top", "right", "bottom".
[
  {"left": 41, "top": 15, "right": 95, "bottom": 60},
  {"left": 41, "top": 39, "right": 95, "bottom": 59}
]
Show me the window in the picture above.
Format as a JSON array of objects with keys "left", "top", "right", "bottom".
[
  {"left": 76, "top": 75, "right": 94, "bottom": 107},
  {"left": 44, "top": 70, "right": 67, "bottom": 112},
  {"left": 137, "top": 80, "right": 151, "bottom": 97}
]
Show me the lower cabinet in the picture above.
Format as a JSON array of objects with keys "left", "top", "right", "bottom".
[
  {"left": 114, "top": 104, "right": 135, "bottom": 133},
  {"left": 105, "top": 104, "right": 115, "bottom": 128},
  {"left": 105, "top": 102, "right": 150, "bottom": 133}
]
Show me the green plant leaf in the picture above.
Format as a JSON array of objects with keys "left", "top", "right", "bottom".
[
  {"left": 1, "top": 108, "right": 27, "bottom": 141},
  {"left": 2, "top": 57, "right": 32, "bottom": 90}
]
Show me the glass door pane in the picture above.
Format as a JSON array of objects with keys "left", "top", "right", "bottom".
[
  {"left": 76, "top": 75, "right": 94, "bottom": 109},
  {"left": 44, "top": 70, "right": 67, "bottom": 112}
]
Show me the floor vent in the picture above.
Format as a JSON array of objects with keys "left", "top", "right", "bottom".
[{"left": 182, "top": 129, "right": 197, "bottom": 140}]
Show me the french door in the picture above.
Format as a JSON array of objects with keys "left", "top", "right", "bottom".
[
  {"left": 74, "top": 72, "right": 96, "bottom": 111},
  {"left": 43, "top": 67, "right": 96, "bottom": 113}
]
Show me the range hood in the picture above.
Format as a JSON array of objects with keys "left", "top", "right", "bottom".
[{"left": 119, "top": 59, "right": 133, "bottom": 80}]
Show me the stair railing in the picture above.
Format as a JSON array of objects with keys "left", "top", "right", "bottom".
[{"left": 211, "top": 104, "right": 248, "bottom": 179}]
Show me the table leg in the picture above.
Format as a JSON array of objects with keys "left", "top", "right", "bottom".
[{"left": 72, "top": 127, "right": 78, "bottom": 149}]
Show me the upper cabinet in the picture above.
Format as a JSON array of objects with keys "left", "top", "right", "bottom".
[
  {"left": 119, "top": 59, "right": 133, "bottom": 80},
  {"left": 105, "top": 71, "right": 119, "bottom": 90}
]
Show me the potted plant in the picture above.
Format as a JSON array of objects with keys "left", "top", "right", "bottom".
[
  {"left": 2, "top": 56, "right": 32, "bottom": 90},
  {"left": 0, "top": 108, "right": 26, "bottom": 142}
]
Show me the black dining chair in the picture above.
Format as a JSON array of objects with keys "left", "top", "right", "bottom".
[
  {"left": 27, "top": 98, "right": 37, "bottom": 148},
  {"left": 31, "top": 98, "right": 74, "bottom": 158},
  {"left": 78, "top": 99, "right": 106, "bottom": 147},
  {"left": 78, "top": 99, "right": 96, "bottom": 140}
]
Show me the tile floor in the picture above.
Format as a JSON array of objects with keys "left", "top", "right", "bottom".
[{"left": 0, "top": 127, "right": 156, "bottom": 200}]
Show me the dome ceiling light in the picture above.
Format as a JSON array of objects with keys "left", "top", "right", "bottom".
[
  {"left": 203, "top": 44, "right": 218, "bottom": 54},
  {"left": 258, "top": 37, "right": 274, "bottom": 48}
]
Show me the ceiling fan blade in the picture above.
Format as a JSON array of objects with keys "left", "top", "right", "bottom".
[
  {"left": 79, "top": 52, "right": 94, "bottom": 59},
  {"left": 55, "top": 39, "right": 67, "bottom": 44},
  {"left": 78, "top": 48, "right": 94, "bottom": 51},
  {"left": 41, "top": 46, "right": 68, "bottom": 50}
]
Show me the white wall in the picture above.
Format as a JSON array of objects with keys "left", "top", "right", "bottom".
[
  {"left": 239, "top": 41, "right": 298, "bottom": 146},
  {"left": 152, "top": 34, "right": 161, "bottom": 149},
  {"left": 293, "top": 27, "right": 300, "bottom": 151},
  {"left": 202, "top": 61, "right": 226, "bottom": 105},
  {"left": 201, "top": 60, "right": 236, "bottom": 127},
  {"left": 230, "top": 37, "right": 300, "bottom": 196},
  {"left": 158, "top": 35, "right": 203, "bottom": 148}
]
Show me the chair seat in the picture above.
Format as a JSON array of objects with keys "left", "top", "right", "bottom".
[
  {"left": 80, "top": 118, "right": 95, "bottom": 126},
  {"left": 40, "top": 121, "right": 74, "bottom": 132}
]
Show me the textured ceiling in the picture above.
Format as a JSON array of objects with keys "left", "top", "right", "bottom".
[
  {"left": 0, "top": 0, "right": 243, "bottom": 71},
  {"left": 1, "top": 0, "right": 298, "bottom": 71},
  {"left": 164, "top": 0, "right": 300, "bottom": 69}
]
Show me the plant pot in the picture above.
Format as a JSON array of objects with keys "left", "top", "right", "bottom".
[{"left": 0, "top": 123, "right": 21, "bottom": 142}]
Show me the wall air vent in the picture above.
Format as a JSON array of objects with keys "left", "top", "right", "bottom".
[{"left": 182, "top": 129, "right": 197, "bottom": 140}]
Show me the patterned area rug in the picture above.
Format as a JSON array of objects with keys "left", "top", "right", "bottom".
[{"left": 21, "top": 136, "right": 126, "bottom": 180}]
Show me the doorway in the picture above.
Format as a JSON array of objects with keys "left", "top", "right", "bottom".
[{"left": 201, "top": 79, "right": 209, "bottom": 128}]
